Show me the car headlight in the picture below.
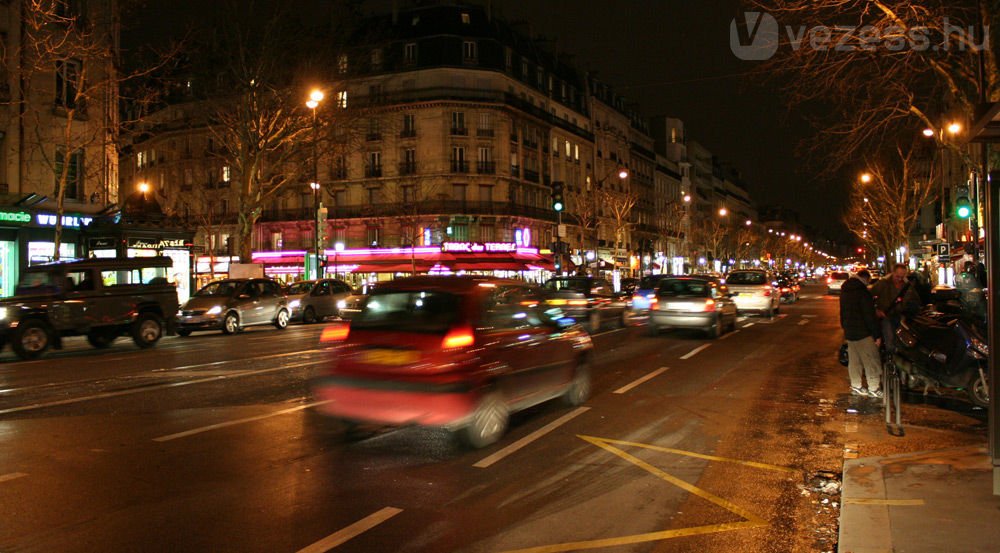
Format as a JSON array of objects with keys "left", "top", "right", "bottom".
[
  {"left": 288, "top": 299, "right": 301, "bottom": 309},
  {"left": 336, "top": 299, "right": 347, "bottom": 309},
  {"left": 0, "top": 307, "right": 6, "bottom": 320},
  {"left": 970, "top": 336, "right": 989, "bottom": 357},
  {"left": 206, "top": 306, "right": 223, "bottom": 315}
]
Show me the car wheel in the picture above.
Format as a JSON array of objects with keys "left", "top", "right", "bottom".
[
  {"left": 562, "top": 360, "right": 591, "bottom": 406},
  {"left": 86, "top": 329, "right": 117, "bottom": 349},
  {"left": 176, "top": 328, "right": 192, "bottom": 337},
  {"left": 131, "top": 313, "right": 164, "bottom": 349},
  {"left": 274, "top": 309, "right": 289, "bottom": 330},
  {"left": 706, "top": 316, "right": 721, "bottom": 339},
  {"left": 222, "top": 312, "right": 240, "bottom": 335},
  {"left": 588, "top": 311, "right": 601, "bottom": 334},
  {"left": 302, "top": 306, "right": 318, "bottom": 324},
  {"left": 460, "top": 392, "right": 509, "bottom": 449},
  {"left": 12, "top": 319, "right": 51, "bottom": 360},
  {"left": 967, "top": 371, "right": 989, "bottom": 408}
]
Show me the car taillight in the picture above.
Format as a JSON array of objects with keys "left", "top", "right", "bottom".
[
  {"left": 703, "top": 299, "right": 717, "bottom": 312},
  {"left": 320, "top": 323, "right": 350, "bottom": 343},
  {"left": 567, "top": 299, "right": 589, "bottom": 306},
  {"left": 441, "top": 327, "right": 475, "bottom": 349},
  {"left": 827, "top": 277, "right": 832, "bottom": 284},
  {"left": 762, "top": 286, "right": 772, "bottom": 297},
  {"left": 781, "top": 288, "right": 790, "bottom": 293}
]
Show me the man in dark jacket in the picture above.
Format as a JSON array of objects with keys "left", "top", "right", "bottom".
[{"left": 840, "top": 269, "right": 883, "bottom": 397}]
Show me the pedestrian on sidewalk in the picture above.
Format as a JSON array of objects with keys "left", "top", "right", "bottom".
[
  {"left": 871, "top": 263, "right": 920, "bottom": 352},
  {"left": 839, "top": 269, "right": 883, "bottom": 397}
]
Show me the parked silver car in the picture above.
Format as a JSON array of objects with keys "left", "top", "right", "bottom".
[
  {"left": 285, "top": 278, "right": 354, "bottom": 323},
  {"left": 177, "top": 278, "right": 289, "bottom": 335}
]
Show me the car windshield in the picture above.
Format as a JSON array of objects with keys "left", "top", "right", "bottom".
[
  {"left": 726, "top": 272, "right": 767, "bottom": 285},
  {"left": 833, "top": 272, "right": 850, "bottom": 280},
  {"left": 287, "top": 282, "right": 314, "bottom": 295},
  {"left": 352, "top": 290, "right": 462, "bottom": 333},
  {"left": 639, "top": 275, "right": 669, "bottom": 289},
  {"left": 195, "top": 281, "right": 239, "bottom": 297},
  {"left": 544, "top": 278, "right": 591, "bottom": 293},
  {"left": 658, "top": 279, "right": 711, "bottom": 298},
  {"left": 14, "top": 271, "right": 62, "bottom": 296}
]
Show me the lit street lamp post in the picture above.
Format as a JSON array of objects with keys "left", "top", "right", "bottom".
[{"left": 306, "top": 89, "right": 324, "bottom": 279}]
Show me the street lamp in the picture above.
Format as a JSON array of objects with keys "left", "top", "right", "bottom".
[
  {"left": 618, "top": 169, "right": 629, "bottom": 180},
  {"left": 718, "top": 207, "right": 728, "bottom": 217},
  {"left": 745, "top": 219, "right": 752, "bottom": 226},
  {"left": 137, "top": 182, "right": 150, "bottom": 195},
  {"left": 307, "top": 89, "right": 324, "bottom": 279},
  {"left": 860, "top": 173, "right": 873, "bottom": 184}
]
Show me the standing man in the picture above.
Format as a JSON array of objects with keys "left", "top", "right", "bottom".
[
  {"left": 840, "top": 269, "right": 883, "bottom": 397},
  {"left": 871, "top": 263, "right": 921, "bottom": 352}
]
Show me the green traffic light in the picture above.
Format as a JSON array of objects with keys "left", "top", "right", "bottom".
[
  {"left": 957, "top": 205, "right": 971, "bottom": 218},
  {"left": 553, "top": 201, "right": 564, "bottom": 212},
  {"left": 956, "top": 197, "right": 972, "bottom": 219}
]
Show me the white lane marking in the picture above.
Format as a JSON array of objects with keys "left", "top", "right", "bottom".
[
  {"left": 296, "top": 507, "right": 403, "bottom": 553},
  {"left": 679, "top": 344, "right": 711, "bottom": 360},
  {"left": 614, "top": 367, "right": 669, "bottom": 394},
  {"left": 154, "top": 399, "right": 334, "bottom": 442},
  {"left": 0, "top": 472, "right": 27, "bottom": 483},
  {"left": 592, "top": 327, "right": 629, "bottom": 337},
  {"left": 719, "top": 329, "right": 742, "bottom": 340},
  {"left": 154, "top": 349, "right": 323, "bottom": 372},
  {"left": 802, "top": 314, "right": 817, "bottom": 318},
  {"left": 0, "top": 360, "right": 325, "bottom": 416},
  {"left": 742, "top": 322, "right": 755, "bottom": 328},
  {"left": 474, "top": 407, "right": 590, "bottom": 468},
  {"left": 798, "top": 319, "right": 811, "bottom": 326}
]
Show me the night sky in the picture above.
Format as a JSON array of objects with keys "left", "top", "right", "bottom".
[{"left": 124, "top": 0, "right": 846, "bottom": 240}]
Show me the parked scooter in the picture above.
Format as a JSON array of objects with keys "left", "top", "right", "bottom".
[{"left": 892, "top": 305, "right": 989, "bottom": 408}]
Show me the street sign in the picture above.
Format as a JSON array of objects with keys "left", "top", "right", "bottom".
[
  {"left": 935, "top": 243, "right": 950, "bottom": 263},
  {"left": 557, "top": 224, "right": 566, "bottom": 238}
]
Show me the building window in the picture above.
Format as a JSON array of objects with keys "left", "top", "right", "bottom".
[
  {"left": 451, "top": 111, "right": 466, "bottom": 135},
  {"left": 366, "top": 152, "right": 382, "bottom": 178},
  {"left": 401, "top": 113, "right": 416, "bottom": 137},
  {"left": 480, "top": 224, "right": 495, "bottom": 242},
  {"left": 367, "top": 188, "right": 379, "bottom": 205},
  {"left": 536, "top": 68, "right": 543, "bottom": 87},
  {"left": 366, "top": 118, "right": 381, "bottom": 141},
  {"left": 400, "top": 148, "right": 416, "bottom": 175},
  {"left": 461, "top": 12, "right": 471, "bottom": 24},
  {"left": 479, "top": 184, "right": 493, "bottom": 203},
  {"left": 463, "top": 41, "right": 477, "bottom": 62},
  {"left": 370, "top": 48, "right": 382, "bottom": 70},
  {"left": 337, "top": 54, "right": 348, "bottom": 74},
  {"left": 336, "top": 91, "right": 348, "bottom": 108},
  {"left": 477, "top": 147, "right": 494, "bottom": 174},
  {"left": 452, "top": 183, "right": 467, "bottom": 203},
  {"left": 55, "top": 59, "right": 81, "bottom": 109},
  {"left": 137, "top": 151, "right": 147, "bottom": 169},
  {"left": 55, "top": 148, "right": 83, "bottom": 200},
  {"left": 521, "top": 59, "right": 528, "bottom": 78},
  {"left": 222, "top": 165, "right": 231, "bottom": 182},
  {"left": 404, "top": 43, "right": 417, "bottom": 64},
  {"left": 574, "top": 144, "right": 580, "bottom": 161},
  {"left": 451, "top": 223, "right": 469, "bottom": 241},
  {"left": 504, "top": 48, "right": 512, "bottom": 71},
  {"left": 333, "top": 156, "right": 347, "bottom": 179},
  {"left": 334, "top": 189, "right": 347, "bottom": 206},
  {"left": 477, "top": 112, "right": 494, "bottom": 136},
  {"left": 368, "top": 84, "right": 383, "bottom": 102},
  {"left": 565, "top": 140, "right": 572, "bottom": 158},
  {"left": 451, "top": 146, "right": 467, "bottom": 173},
  {"left": 366, "top": 226, "right": 380, "bottom": 246},
  {"left": 402, "top": 185, "right": 414, "bottom": 203}
]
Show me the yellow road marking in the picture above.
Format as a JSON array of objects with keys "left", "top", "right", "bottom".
[
  {"left": 842, "top": 498, "right": 925, "bottom": 506},
  {"left": 579, "top": 436, "right": 799, "bottom": 474},
  {"left": 500, "top": 436, "right": 787, "bottom": 553}
]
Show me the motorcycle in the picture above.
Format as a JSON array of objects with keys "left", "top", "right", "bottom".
[{"left": 892, "top": 307, "right": 989, "bottom": 408}]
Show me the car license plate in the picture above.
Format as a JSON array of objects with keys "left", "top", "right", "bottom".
[
  {"left": 362, "top": 349, "right": 419, "bottom": 365},
  {"left": 739, "top": 292, "right": 754, "bottom": 297},
  {"left": 666, "top": 302, "right": 689, "bottom": 310}
]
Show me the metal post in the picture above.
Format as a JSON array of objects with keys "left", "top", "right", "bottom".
[
  {"left": 988, "top": 169, "right": 1000, "bottom": 495},
  {"left": 312, "top": 108, "right": 320, "bottom": 280}
]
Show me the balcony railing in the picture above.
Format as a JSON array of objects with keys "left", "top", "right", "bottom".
[
  {"left": 332, "top": 167, "right": 348, "bottom": 180},
  {"left": 399, "top": 129, "right": 417, "bottom": 138},
  {"left": 476, "top": 161, "right": 496, "bottom": 174},
  {"left": 450, "top": 127, "right": 468, "bottom": 136},
  {"left": 510, "top": 164, "right": 520, "bottom": 177},
  {"left": 398, "top": 162, "right": 417, "bottom": 175},
  {"left": 450, "top": 160, "right": 469, "bottom": 173},
  {"left": 366, "top": 133, "right": 382, "bottom": 141},
  {"left": 260, "top": 200, "right": 558, "bottom": 224},
  {"left": 523, "top": 169, "right": 539, "bottom": 183},
  {"left": 476, "top": 128, "right": 495, "bottom": 137},
  {"left": 365, "top": 166, "right": 383, "bottom": 178}
]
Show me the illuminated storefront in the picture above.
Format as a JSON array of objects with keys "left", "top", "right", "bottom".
[{"left": 0, "top": 206, "right": 94, "bottom": 298}]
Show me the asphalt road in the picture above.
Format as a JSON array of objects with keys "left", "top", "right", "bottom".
[{"left": 0, "top": 285, "right": 848, "bottom": 553}]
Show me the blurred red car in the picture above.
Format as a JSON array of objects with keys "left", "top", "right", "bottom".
[{"left": 311, "top": 276, "right": 594, "bottom": 448}]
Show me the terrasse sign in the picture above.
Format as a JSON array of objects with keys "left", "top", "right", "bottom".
[{"left": 441, "top": 242, "right": 518, "bottom": 253}]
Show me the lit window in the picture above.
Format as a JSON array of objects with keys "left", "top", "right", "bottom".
[
  {"left": 222, "top": 165, "right": 231, "bottom": 182},
  {"left": 404, "top": 43, "right": 417, "bottom": 63},
  {"left": 461, "top": 12, "right": 470, "bottom": 24},
  {"left": 463, "top": 41, "right": 477, "bottom": 61},
  {"left": 337, "top": 54, "right": 348, "bottom": 74},
  {"left": 336, "top": 91, "right": 348, "bottom": 108}
]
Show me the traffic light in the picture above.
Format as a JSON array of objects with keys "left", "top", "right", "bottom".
[
  {"left": 551, "top": 181, "right": 564, "bottom": 212},
  {"left": 955, "top": 189, "right": 972, "bottom": 219}
]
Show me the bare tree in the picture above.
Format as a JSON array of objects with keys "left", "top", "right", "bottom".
[
  {"left": 743, "top": 0, "right": 998, "bottom": 169},
  {"left": 600, "top": 187, "right": 638, "bottom": 271},
  {"left": 567, "top": 182, "right": 599, "bottom": 254},
  {"left": 844, "top": 143, "right": 938, "bottom": 259},
  {"left": 170, "top": 183, "right": 231, "bottom": 280}
]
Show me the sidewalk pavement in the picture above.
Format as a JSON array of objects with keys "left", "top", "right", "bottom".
[{"left": 837, "top": 396, "right": 998, "bottom": 553}]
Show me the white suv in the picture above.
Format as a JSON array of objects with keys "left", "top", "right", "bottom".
[
  {"left": 726, "top": 270, "right": 780, "bottom": 317},
  {"left": 826, "top": 271, "right": 851, "bottom": 295}
]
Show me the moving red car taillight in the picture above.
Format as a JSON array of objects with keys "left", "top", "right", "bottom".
[
  {"left": 762, "top": 286, "right": 772, "bottom": 297},
  {"left": 441, "top": 327, "right": 475, "bottom": 349},
  {"left": 703, "top": 299, "right": 717, "bottom": 312},
  {"left": 827, "top": 277, "right": 832, "bottom": 284},
  {"left": 320, "top": 323, "right": 350, "bottom": 343}
]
